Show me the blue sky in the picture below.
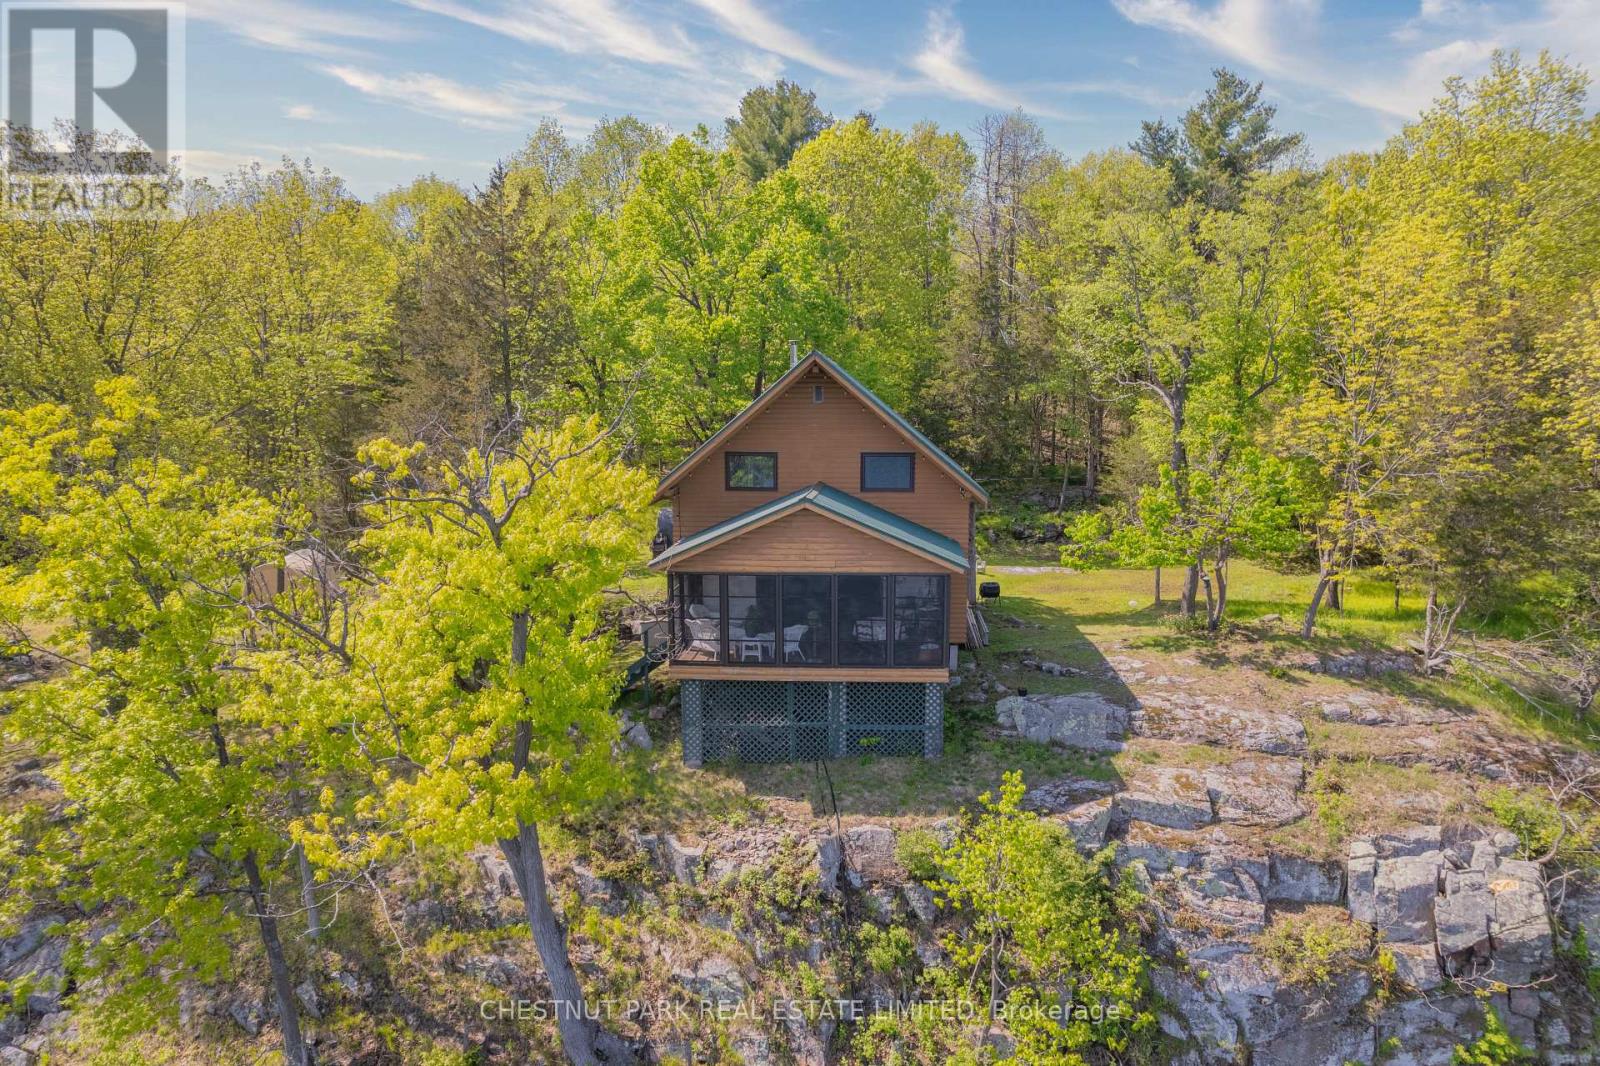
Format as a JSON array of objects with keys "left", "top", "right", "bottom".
[{"left": 174, "top": 0, "right": 1600, "bottom": 197}]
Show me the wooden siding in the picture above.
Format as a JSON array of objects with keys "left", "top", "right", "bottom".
[
  {"left": 673, "top": 363, "right": 974, "bottom": 563},
  {"left": 673, "top": 509, "right": 967, "bottom": 643}
]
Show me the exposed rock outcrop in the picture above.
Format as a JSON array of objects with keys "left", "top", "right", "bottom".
[
  {"left": 995, "top": 692, "right": 1127, "bottom": 752},
  {"left": 1130, "top": 693, "right": 1308, "bottom": 755}
]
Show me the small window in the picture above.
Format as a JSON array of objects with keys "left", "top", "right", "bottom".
[
  {"left": 725, "top": 452, "right": 777, "bottom": 490},
  {"left": 812, "top": 384, "right": 824, "bottom": 403},
  {"left": 861, "top": 452, "right": 914, "bottom": 492}
]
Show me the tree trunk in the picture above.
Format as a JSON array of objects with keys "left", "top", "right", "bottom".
[
  {"left": 1154, "top": 566, "right": 1162, "bottom": 606},
  {"left": 1199, "top": 568, "right": 1216, "bottom": 631},
  {"left": 1328, "top": 578, "right": 1343, "bottom": 612},
  {"left": 1084, "top": 402, "right": 1103, "bottom": 500},
  {"left": 1302, "top": 550, "right": 1336, "bottom": 639},
  {"left": 500, "top": 820, "right": 632, "bottom": 1066},
  {"left": 243, "top": 851, "right": 310, "bottom": 1066},
  {"left": 1210, "top": 557, "right": 1228, "bottom": 631},
  {"left": 295, "top": 844, "right": 321, "bottom": 941},
  {"left": 1180, "top": 564, "right": 1200, "bottom": 618},
  {"left": 501, "top": 611, "right": 633, "bottom": 1066}
]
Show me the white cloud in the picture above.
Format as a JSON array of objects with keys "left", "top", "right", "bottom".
[
  {"left": 685, "top": 0, "right": 893, "bottom": 86},
  {"left": 911, "top": 7, "right": 1055, "bottom": 114},
  {"left": 186, "top": 0, "right": 408, "bottom": 56},
  {"left": 1513, "top": 0, "right": 1600, "bottom": 76},
  {"left": 284, "top": 103, "right": 329, "bottom": 121},
  {"left": 1109, "top": 0, "right": 1312, "bottom": 75},
  {"left": 177, "top": 147, "right": 269, "bottom": 181},
  {"left": 1340, "top": 37, "right": 1499, "bottom": 118},
  {"left": 403, "top": 0, "right": 696, "bottom": 68},
  {"left": 320, "top": 142, "right": 431, "bottom": 161},
  {"left": 1030, "top": 78, "right": 1195, "bottom": 110},
  {"left": 322, "top": 64, "right": 571, "bottom": 129},
  {"left": 1107, "top": 0, "right": 1490, "bottom": 122}
]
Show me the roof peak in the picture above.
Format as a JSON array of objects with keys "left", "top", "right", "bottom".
[{"left": 653, "top": 348, "right": 988, "bottom": 506}]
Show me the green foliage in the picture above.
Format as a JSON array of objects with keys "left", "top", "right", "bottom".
[
  {"left": 857, "top": 923, "right": 916, "bottom": 978},
  {"left": 932, "top": 771, "right": 1153, "bottom": 1061},
  {"left": 265, "top": 417, "right": 652, "bottom": 858},
  {"left": 1133, "top": 67, "right": 1305, "bottom": 209},
  {"left": 725, "top": 80, "right": 830, "bottom": 182},
  {"left": 588, "top": 132, "right": 845, "bottom": 451},
  {"left": 1453, "top": 1005, "right": 1535, "bottom": 1064},
  {"left": 788, "top": 118, "right": 957, "bottom": 411},
  {"left": 893, "top": 826, "right": 944, "bottom": 882},
  {"left": 1255, "top": 908, "right": 1372, "bottom": 986},
  {"left": 1485, "top": 787, "right": 1564, "bottom": 860},
  {"left": 1483, "top": 786, "right": 1600, "bottom": 868},
  {"left": 0, "top": 384, "right": 294, "bottom": 1036}
]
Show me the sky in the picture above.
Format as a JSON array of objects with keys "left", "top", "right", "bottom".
[{"left": 167, "top": 0, "right": 1600, "bottom": 197}]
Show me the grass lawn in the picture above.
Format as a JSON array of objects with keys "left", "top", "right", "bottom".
[
  {"left": 620, "top": 555, "right": 1593, "bottom": 843},
  {"left": 979, "top": 559, "right": 1429, "bottom": 647}
]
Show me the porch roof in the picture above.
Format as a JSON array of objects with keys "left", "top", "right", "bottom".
[{"left": 647, "top": 482, "right": 969, "bottom": 572}]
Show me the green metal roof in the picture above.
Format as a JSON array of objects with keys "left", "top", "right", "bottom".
[
  {"left": 654, "top": 349, "right": 988, "bottom": 505},
  {"left": 649, "top": 482, "right": 969, "bottom": 571}
]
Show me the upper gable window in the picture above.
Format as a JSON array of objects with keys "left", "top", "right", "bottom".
[
  {"left": 726, "top": 452, "right": 777, "bottom": 491},
  {"left": 861, "top": 452, "right": 914, "bottom": 492}
]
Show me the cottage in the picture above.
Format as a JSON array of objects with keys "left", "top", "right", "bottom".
[{"left": 649, "top": 349, "right": 988, "bottom": 765}]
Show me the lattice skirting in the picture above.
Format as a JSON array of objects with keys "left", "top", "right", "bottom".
[{"left": 679, "top": 679, "right": 943, "bottom": 766}]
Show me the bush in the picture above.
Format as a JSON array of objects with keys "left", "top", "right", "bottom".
[
  {"left": 1485, "top": 787, "right": 1563, "bottom": 859},
  {"left": 894, "top": 827, "right": 943, "bottom": 882},
  {"left": 1453, "top": 1005, "right": 1534, "bottom": 1064},
  {"left": 932, "top": 771, "right": 1153, "bottom": 1059},
  {"left": 1255, "top": 907, "right": 1372, "bottom": 986},
  {"left": 857, "top": 923, "right": 916, "bottom": 978}
]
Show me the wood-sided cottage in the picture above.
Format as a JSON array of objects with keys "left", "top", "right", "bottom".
[{"left": 649, "top": 350, "right": 988, "bottom": 765}]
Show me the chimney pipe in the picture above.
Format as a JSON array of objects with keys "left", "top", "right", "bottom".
[{"left": 789, "top": 339, "right": 799, "bottom": 368}]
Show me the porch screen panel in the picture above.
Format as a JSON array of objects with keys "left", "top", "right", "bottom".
[
  {"left": 836, "top": 575, "right": 887, "bottom": 665},
  {"left": 892, "top": 575, "right": 945, "bottom": 666},
  {"left": 781, "top": 575, "right": 832, "bottom": 665},
  {"left": 677, "top": 574, "right": 722, "bottom": 662},
  {"left": 727, "top": 575, "right": 777, "bottom": 664}
]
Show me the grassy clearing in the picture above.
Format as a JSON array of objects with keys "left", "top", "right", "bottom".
[
  {"left": 978, "top": 561, "right": 1434, "bottom": 649},
  {"left": 619, "top": 554, "right": 1594, "bottom": 840}
]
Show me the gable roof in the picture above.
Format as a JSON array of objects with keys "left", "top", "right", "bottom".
[
  {"left": 653, "top": 350, "right": 988, "bottom": 505},
  {"left": 647, "top": 483, "right": 969, "bottom": 572}
]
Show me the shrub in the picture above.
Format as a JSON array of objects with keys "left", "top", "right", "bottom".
[
  {"left": 1255, "top": 907, "right": 1372, "bottom": 986},
  {"left": 1485, "top": 786, "right": 1564, "bottom": 859},
  {"left": 1453, "top": 1005, "right": 1534, "bottom": 1064},
  {"left": 894, "top": 827, "right": 943, "bottom": 882},
  {"left": 857, "top": 923, "right": 916, "bottom": 978},
  {"left": 932, "top": 771, "right": 1153, "bottom": 1059}
]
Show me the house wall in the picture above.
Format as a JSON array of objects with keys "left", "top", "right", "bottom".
[
  {"left": 671, "top": 361, "right": 976, "bottom": 581},
  {"left": 673, "top": 508, "right": 967, "bottom": 643}
]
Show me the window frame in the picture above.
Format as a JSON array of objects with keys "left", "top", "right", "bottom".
[
  {"left": 860, "top": 451, "right": 916, "bottom": 493},
  {"left": 724, "top": 451, "right": 779, "bottom": 491}
]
